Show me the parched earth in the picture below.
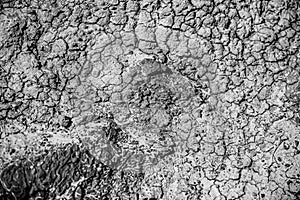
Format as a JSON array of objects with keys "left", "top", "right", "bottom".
[{"left": 0, "top": 0, "right": 300, "bottom": 199}]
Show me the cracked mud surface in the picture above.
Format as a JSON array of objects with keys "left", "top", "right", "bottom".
[{"left": 0, "top": 0, "right": 300, "bottom": 199}]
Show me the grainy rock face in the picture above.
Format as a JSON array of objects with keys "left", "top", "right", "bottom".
[{"left": 0, "top": 0, "right": 300, "bottom": 199}]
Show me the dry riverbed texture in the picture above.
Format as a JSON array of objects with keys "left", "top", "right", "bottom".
[{"left": 0, "top": 0, "right": 300, "bottom": 199}]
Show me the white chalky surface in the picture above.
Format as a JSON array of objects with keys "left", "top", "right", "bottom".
[{"left": 0, "top": 0, "right": 300, "bottom": 199}]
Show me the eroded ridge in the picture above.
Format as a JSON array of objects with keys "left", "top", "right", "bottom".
[{"left": 0, "top": 0, "right": 300, "bottom": 199}]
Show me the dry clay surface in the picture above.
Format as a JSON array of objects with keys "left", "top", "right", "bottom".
[{"left": 0, "top": 0, "right": 300, "bottom": 199}]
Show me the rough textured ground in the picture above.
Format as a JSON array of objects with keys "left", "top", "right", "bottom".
[{"left": 0, "top": 0, "right": 300, "bottom": 199}]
